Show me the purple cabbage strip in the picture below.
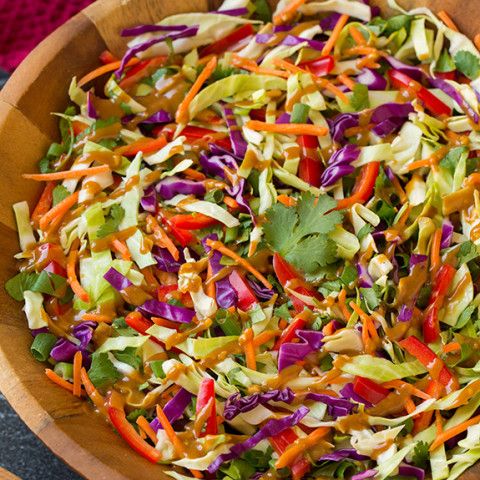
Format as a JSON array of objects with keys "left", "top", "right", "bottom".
[
  {"left": 152, "top": 246, "right": 183, "bottom": 273},
  {"left": 441, "top": 219, "right": 454, "bottom": 249},
  {"left": 306, "top": 393, "right": 355, "bottom": 419},
  {"left": 115, "top": 26, "right": 199, "bottom": 78},
  {"left": 278, "top": 330, "right": 324, "bottom": 371},
  {"left": 351, "top": 470, "right": 377, "bottom": 480},
  {"left": 398, "top": 465, "right": 425, "bottom": 480},
  {"left": 398, "top": 304, "right": 413, "bottom": 322},
  {"left": 223, "top": 388, "right": 295, "bottom": 420},
  {"left": 31, "top": 327, "right": 49, "bottom": 336},
  {"left": 121, "top": 24, "right": 189, "bottom": 37},
  {"left": 156, "top": 176, "right": 206, "bottom": 200},
  {"left": 273, "top": 24, "right": 293, "bottom": 33},
  {"left": 321, "top": 144, "right": 360, "bottom": 187},
  {"left": 207, "top": 407, "right": 309, "bottom": 473},
  {"left": 276, "top": 112, "right": 291, "bottom": 124},
  {"left": 409, "top": 254, "right": 428, "bottom": 271},
  {"left": 213, "top": 8, "right": 249, "bottom": 16},
  {"left": 320, "top": 12, "right": 342, "bottom": 31},
  {"left": 223, "top": 106, "right": 248, "bottom": 158},
  {"left": 357, "top": 68, "right": 387, "bottom": 90},
  {"left": 103, "top": 267, "right": 133, "bottom": 291},
  {"left": 140, "top": 299, "right": 195, "bottom": 323},
  {"left": 203, "top": 234, "right": 237, "bottom": 309},
  {"left": 140, "top": 110, "right": 173, "bottom": 125},
  {"left": 357, "top": 263, "right": 373, "bottom": 288},
  {"left": 255, "top": 34, "right": 325, "bottom": 51},
  {"left": 340, "top": 382, "right": 373, "bottom": 408},
  {"left": 86, "top": 92, "right": 99, "bottom": 120},
  {"left": 319, "top": 449, "right": 369, "bottom": 461},
  {"left": 371, "top": 102, "right": 414, "bottom": 137},
  {"left": 386, "top": 56, "right": 425, "bottom": 81},
  {"left": 140, "top": 184, "right": 157, "bottom": 213},
  {"left": 50, "top": 322, "right": 95, "bottom": 363},
  {"left": 328, "top": 112, "right": 359, "bottom": 144},
  {"left": 150, "top": 388, "right": 193, "bottom": 432},
  {"left": 430, "top": 76, "right": 479, "bottom": 123},
  {"left": 247, "top": 277, "right": 274, "bottom": 300}
]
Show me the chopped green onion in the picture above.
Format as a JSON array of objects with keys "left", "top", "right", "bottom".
[
  {"left": 290, "top": 103, "right": 310, "bottom": 124},
  {"left": 30, "top": 333, "right": 57, "bottom": 362}
]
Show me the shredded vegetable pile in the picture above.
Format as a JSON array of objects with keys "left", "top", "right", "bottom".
[{"left": 8, "top": 0, "right": 480, "bottom": 479}]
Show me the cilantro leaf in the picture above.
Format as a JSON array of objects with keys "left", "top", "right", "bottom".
[
  {"left": 457, "top": 241, "right": 480, "bottom": 266},
  {"left": 127, "top": 408, "right": 148, "bottom": 423},
  {"left": 97, "top": 204, "right": 125, "bottom": 238},
  {"left": 52, "top": 185, "right": 70, "bottom": 206},
  {"left": 436, "top": 49, "right": 456, "bottom": 73},
  {"left": 384, "top": 14, "right": 412, "bottom": 36},
  {"left": 454, "top": 51, "right": 480, "bottom": 80},
  {"left": 411, "top": 441, "right": 429, "bottom": 469},
  {"left": 360, "top": 287, "right": 381, "bottom": 311},
  {"left": 5, "top": 272, "right": 38, "bottom": 301},
  {"left": 113, "top": 347, "right": 142, "bottom": 369},
  {"left": 88, "top": 352, "right": 121, "bottom": 388},
  {"left": 340, "top": 264, "right": 357, "bottom": 286},
  {"left": 440, "top": 146, "right": 468, "bottom": 175},
  {"left": 357, "top": 224, "right": 373, "bottom": 241},
  {"left": 350, "top": 84, "right": 370, "bottom": 112},
  {"left": 253, "top": 0, "right": 272, "bottom": 23},
  {"left": 264, "top": 192, "right": 343, "bottom": 276}
]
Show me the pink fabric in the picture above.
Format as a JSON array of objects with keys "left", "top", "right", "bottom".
[{"left": 0, "top": 0, "right": 94, "bottom": 72}]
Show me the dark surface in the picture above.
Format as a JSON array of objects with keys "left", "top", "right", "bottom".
[{"left": 0, "top": 394, "right": 82, "bottom": 480}]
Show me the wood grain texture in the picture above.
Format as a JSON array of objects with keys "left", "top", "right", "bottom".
[{"left": 0, "top": 1, "right": 478, "bottom": 479}]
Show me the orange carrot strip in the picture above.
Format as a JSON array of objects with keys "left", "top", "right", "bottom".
[
  {"left": 206, "top": 239, "right": 273, "bottom": 289},
  {"left": 231, "top": 54, "right": 289, "bottom": 78},
  {"left": 252, "top": 329, "right": 281, "bottom": 348},
  {"left": 338, "top": 289, "right": 351, "bottom": 322},
  {"left": 176, "top": 56, "right": 217, "bottom": 124},
  {"left": 78, "top": 58, "right": 140, "bottom": 87},
  {"left": 405, "top": 396, "right": 416, "bottom": 414},
  {"left": 146, "top": 214, "right": 179, "bottom": 261},
  {"left": 475, "top": 34, "right": 480, "bottom": 52},
  {"left": 407, "top": 158, "right": 432, "bottom": 171},
  {"left": 272, "top": 58, "right": 308, "bottom": 75},
  {"left": 430, "top": 228, "right": 442, "bottom": 273},
  {"left": 273, "top": 0, "right": 307, "bottom": 25},
  {"left": 391, "top": 175, "right": 408, "bottom": 203},
  {"left": 277, "top": 194, "right": 297, "bottom": 207},
  {"left": 114, "top": 135, "right": 167, "bottom": 157},
  {"left": 276, "top": 427, "right": 330, "bottom": 468},
  {"left": 73, "top": 351, "right": 83, "bottom": 397},
  {"left": 223, "top": 196, "right": 240, "bottom": 210},
  {"left": 152, "top": 316, "right": 181, "bottom": 329},
  {"left": 317, "top": 79, "right": 350, "bottom": 103},
  {"left": 137, "top": 415, "right": 158, "bottom": 443},
  {"left": 67, "top": 249, "right": 90, "bottom": 303},
  {"left": 82, "top": 313, "right": 112, "bottom": 323},
  {"left": 338, "top": 74, "right": 356, "bottom": 90},
  {"left": 435, "top": 410, "right": 444, "bottom": 435},
  {"left": 245, "top": 120, "right": 328, "bottom": 137},
  {"left": 142, "top": 267, "right": 160, "bottom": 290},
  {"left": 39, "top": 190, "right": 79, "bottom": 231},
  {"left": 322, "top": 14, "right": 349, "bottom": 56},
  {"left": 23, "top": 165, "right": 110, "bottom": 181},
  {"left": 45, "top": 368, "right": 75, "bottom": 393},
  {"left": 206, "top": 262, "right": 216, "bottom": 299},
  {"left": 344, "top": 46, "right": 383, "bottom": 56},
  {"left": 31, "top": 181, "right": 55, "bottom": 227},
  {"left": 243, "top": 328, "right": 257, "bottom": 370},
  {"left": 443, "top": 342, "right": 462, "bottom": 353},
  {"left": 184, "top": 168, "right": 206, "bottom": 181},
  {"left": 437, "top": 10, "right": 458, "bottom": 31},
  {"left": 381, "top": 380, "right": 431, "bottom": 401},
  {"left": 155, "top": 404, "right": 186, "bottom": 457},
  {"left": 349, "top": 25, "right": 367, "bottom": 45},
  {"left": 430, "top": 414, "right": 480, "bottom": 451},
  {"left": 322, "top": 320, "right": 336, "bottom": 336},
  {"left": 112, "top": 238, "right": 131, "bottom": 261}
]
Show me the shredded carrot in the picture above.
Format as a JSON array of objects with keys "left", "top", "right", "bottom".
[
  {"left": 23, "top": 165, "right": 110, "bottom": 182},
  {"left": 381, "top": 380, "right": 431, "bottom": 401},
  {"left": 435, "top": 410, "right": 444, "bottom": 436},
  {"left": 31, "top": 181, "right": 55, "bottom": 227},
  {"left": 430, "top": 414, "right": 480, "bottom": 451},
  {"left": 155, "top": 404, "right": 186, "bottom": 456},
  {"left": 279, "top": 319, "right": 289, "bottom": 330},
  {"left": 78, "top": 58, "right": 140, "bottom": 87},
  {"left": 277, "top": 194, "right": 297, "bottom": 207},
  {"left": 231, "top": 54, "right": 289, "bottom": 78},
  {"left": 465, "top": 172, "right": 480, "bottom": 186},
  {"left": 338, "top": 289, "right": 351, "bottom": 322},
  {"left": 443, "top": 342, "right": 462, "bottom": 353},
  {"left": 243, "top": 328, "right": 257, "bottom": 370},
  {"left": 45, "top": 368, "right": 75, "bottom": 393},
  {"left": 80, "top": 367, "right": 106, "bottom": 413},
  {"left": 407, "top": 158, "right": 432, "bottom": 171},
  {"left": 405, "top": 396, "right": 416, "bottom": 414},
  {"left": 437, "top": 10, "right": 458, "bottom": 31},
  {"left": 39, "top": 190, "right": 79, "bottom": 231},
  {"left": 112, "top": 238, "right": 131, "bottom": 261},
  {"left": 475, "top": 34, "right": 480, "bottom": 52},
  {"left": 142, "top": 267, "right": 160, "bottom": 290},
  {"left": 206, "top": 238, "right": 273, "bottom": 289},
  {"left": 82, "top": 313, "right": 112, "bottom": 323},
  {"left": 152, "top": 317, "right": 181, "bottom": 329},
  {"left": 391, "top": 175, "right": 408, "bottom": 203},
  {"left": 337, "top": 73, "right": 356, "bottom": 90},
  {"left": 349, "top": 25, "right": 367, "bottom": 45},
  {"left": 67, "top": 249, "right": 90, "bottom": 303},
  {"left": 245, "top": 120, "right": 328, "bottom": 137},
  {"left": 317, "top": 78, "right": 350, "bottom": 103},
  {"left": 273, "top": 0, "right": 306, "bottom": 25},
  {"left": 176, "top": 56, "right": 217, "bottom": 124},
  {"left": 183, "top": 168, "right": 206, "bottom": 181},
  {"left": 322, "top": 14, "right": 349, "bottom": 57},
  {"left": 430, "top": 228, "right": 442, "bottom": 273},
  {"left": 73, "top": 351, "right": 83, "bottom": 397},
  {"left": 344, "top": 46, "right": 383, "bottom": 57},
  {"left": 136, "top": 415, "right": 158, "bottom": 443},
  {"left": 276, "top": 427, "right": 330, "bottom": 468},
  {"left": 206, "top": 262, "right": 216, "bottom": 299},
  {"left": 253, "top": 329, "right": 281, "bottom": 347},
  {"left": 146, "top": 214, "right": 179, "bottom": 261},
  {"left": 272, "top": 58, "right": 308, "bottom": 75},
  {"left": 114, "top": 135, "right": 168, "bottom": 157},
  {"left": 322, "top": 320, "right": 336, "bottom": 336},
  {"left": 350, "top": 301, "right": 378, "bottom": 354},
  {"left": 223, "top": 196, "right": 240, "bottom": 210}
]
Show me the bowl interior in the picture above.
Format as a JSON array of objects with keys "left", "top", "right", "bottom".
[{"left": 0, "top": 1, "right": 479, "bottom": 479}]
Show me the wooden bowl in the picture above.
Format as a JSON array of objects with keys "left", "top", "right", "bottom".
[{"left": 0, "top": 0, "right": 478, "bottom": 478}]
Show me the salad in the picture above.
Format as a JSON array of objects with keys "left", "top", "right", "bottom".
[{"left": 7, "top": 0, "right": 480, "bottom": 478}]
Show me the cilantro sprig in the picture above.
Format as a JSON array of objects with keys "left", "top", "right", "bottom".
[
  {"left": 264, "top": 192, "right": 343, "bottom": 276},
  {"left": 97, "top": 204, "right": 125, "bottom": 238}
]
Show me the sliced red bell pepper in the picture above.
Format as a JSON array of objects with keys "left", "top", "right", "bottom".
[
  {"left": 336, "top": 161, "right": 380, "bottom": 210},
  {"left": 298, "top": 55, "right": 335, "bottom": 77},
  {"left": 169, "top": 213, "right": 220, "bottom": 230},
  {"left": 250, "top": 108, "right": 266, "bottom": 121},
  {"left": 108, "top": 391, "right": 161, "bottom": 463},
  {"left": 196, "top": 378, "right": 217, "bottom": 436},
  {"left": 200, "top": 24, "right": 255, "bottom": 57},
  {"left": 388, "top": 69, "right": 452, "bottom": 116},
  {"left": 120, "top": 56, "right": 167, "bottom": 90},
  {"left": 435, "top": 71, "right": 456, "bottom": 80},
  {"left": 353, "top": 376, "right": 390, "bottom": 405},
  {"left": 297, "top": 135, "right": 322, "bottom": 188},
  {"left": 157, "top": 284, "right": 178, "bottom": 302},
  {"left": 423, "top": 264, "right": 456, "bottom": 343},
  {"left": 33, "top": 243, "right": 67, "bottom": 270},
  {"left": 158, "top": 125, "right": 232, "bottom": 151},
  {"left": 229, "top": 269, "right": 258, "bottom": 311},
  {"left": 274, "top": 317, "right": 307, "bottom": 350},
  {"left": 413, "top": 379, "right": 443, "bottom": 434},
  {"left": 273, "top": 253, "right": 321, "bottom": 312},
  {"left": 99, "top": 49, "right": 118, "bottom": 65},
  {"left": 161, "top": 216, "right": 197, "bottom": 247},
  {"left": 125, "top": 312, "right": 164, "bottom": 347},
  {"left": 44, "top": 260, "right": 67, "bottom": 278},
  {"left": 269, "top": 429, "right": 311, "bottom": 480},
  {"left": 400, "top": 336, "right": 458, "bottom": 393}
]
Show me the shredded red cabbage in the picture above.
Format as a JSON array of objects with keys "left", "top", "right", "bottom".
[
  {"left": 140, "top": 300, "right": 195, "bottom": 323},
  {"left": 156, "top": 176, "right": 206, "bottom": 200},
  {"left": 150, "top": 387, "right": 193, "bottom": 432},
  {"left": 104, "top": 267, "right": 133, "bottom": 291},
  {"left": 278, "top": 330, "right": 324, "bottom": 371}
]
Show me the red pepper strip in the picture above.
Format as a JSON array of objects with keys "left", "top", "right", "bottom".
[
  {"left": 336, "top": 161, "right": 380, "bottom": 210},
  {"left": 44, "top": 260, "right": 67, "bottom": 278},
  {"left": 196, "top": 378, "right": 217, "bottom": 436},
  {"left": 119, "top": 56, "right": 167, "bottom": 90},
  {"left": 274, "top": 317, "right": 307, "bottom": 350},
  {"left": 229, "top": 269, "right": 258, "bottom": 311},
  {"left": 108, "top": 391, "right": 161, "bottom": 463},
  {"left": 353, "top": 376, "right": 390, "bottom": 405},
  {"left": 157, "top": 284, "right": 178, "bottom": 302},
  {"left": 297, "top": 135, "right": 322, "bottom": 187},
  {"left": 72, "top": 121, "right": 88, "bottom": 137},
  {"left": 99, "top": 50, "right": 118, "bottom": 65},
  {"left": 298, "top": 55, "right": 335, "bottom": 77},
  {"left": 436, "top": 71, "right": 456, "bottom": 80},
  {"left": 170, "top": 213, "right": 220, "bottom": 230},
  {"left": 269, "top": 429, "right": 311, "bottom": 480},
  {"left": 273, "top": 253, "right": 321, "bottom": 313},
  {"left": 250, "top": 108, "right": 266, "bottom": 121},
  {"left": 400, "top": 336, "right": 459, "bottom": 392},
  {"left": 158, "top": 125, "right": 232, "bottom": 151},
  {"left": 423, "top": 264, "right": 456, "bottom": 343},
  {"left": 200, "top": 24, "right": 255, "bottom": 57},
  {"left": 161, "top": 216, "right": 197, "bottom": 247},
  {"left": 125, "top": 312, "right": 164, "bottom": 347},
  {"left": 388, "top": 69, "right": 452, "bottom": 116}
]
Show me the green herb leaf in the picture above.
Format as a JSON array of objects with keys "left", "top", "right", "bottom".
[
  {"left": 52, "top": 185, "right": 70, "bottom": 206},
  {"left": 112, "top": 317, "right": 138, "bottom": 336},
  {"left": 350, "top": 83, "right": 370, "bottom": 112},
  {"left": 454, "top": 51, "right": 480, "bottom": 80},
  {"left": 113, "top": 347, "right": 142, "bottom": 369},
  {"left": 318, "top": 280, "right": 342, "bottom": 297},
  {"left": 5, "top": 272, "right": 38, "bottom": 301},
  {"left": 291, "top": 103, "right": 310, "bottom": 124},
  {"left": 385, "top": 14, "right": 412, "bottom": 36},
  {"left": 457, "top": 241, "right": 480, "bottom": 266},
  {"left": 274, "top": 303, "right": 291, "bottom": 320},
  {"left": 360, "top": 286, "right": 381, "bottom": 311},
  {"left": 411, "top": 441, "right": 429, "bottom": 469},
  {"left": 253, "top": 0, "right": 272, "bottom": 23},
  {"left": 436, "top": 49, "right": 456, "bottom": 72},
  {"left": 357, "top": 224, "right": 374, "bottom": 241},
  {"left": 126, "top": 408, "right": 149, "bottom": 423},
  {"left": 440, "top": 146, "right": 468, "bottom": 175},
  {"left": 340, "top": 264, "right": 357, "bottom": 286},
  {"left": 97, "top": 204, "right": 125, "bottom": 238},
  {"left": 150, "top": 360, "right": 166, "bottom": 379},
  {"left": 30, "top": 333, "right": 57, "bottom": 362},
  {"left": 88, "top": 352, "right": 121, "bottom": 388}
]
